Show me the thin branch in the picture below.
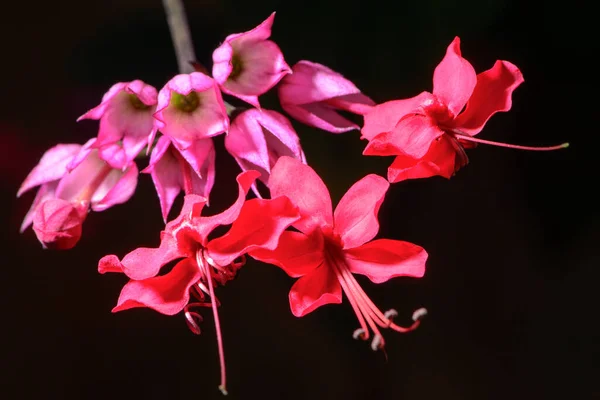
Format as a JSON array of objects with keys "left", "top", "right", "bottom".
[{"left": 162, "top": 0, "right": 196, "bottom": 74}]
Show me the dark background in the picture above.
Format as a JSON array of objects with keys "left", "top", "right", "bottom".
[{"left": 1, "top": 1, "right": 596, "bottom": 399}]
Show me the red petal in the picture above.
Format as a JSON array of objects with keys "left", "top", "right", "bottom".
[
  {"left": 386, "top": 136, "right": 457, "bottom": 183},
  {"left": 288, "top": 262, "right": 341, "bottom": 317},
  {"left": 453, "top": 60, "right": 524, "bottom": 135},
  {"left": 432, "top": 37, "right": 477, "bottom": 117},
  {"left": 334, "top": 174, "right": 389, "bottom": 249},
  {"left": 98, "top": 255, "right": 124, "bottom": 274},
  {"left": 112, "top": 258, "right": 201, "bottom": 315},
  {"left": 207, "top": 196, "right": 301, "bottom": 266},
  {"left": 249, "top": 230, "right": 324, "bottom": 277},
  {"left": 363, "top": 114, "right": 444, "bottom": 159},
  {"left": 361, "top": 92, "right": 433, "bottom": 141},
  {"left": 345, "top": 239, "right": 427, "bottom": 283},
  {"left": 269, "top": 156, "right": 333, "bottom": 234},
  {"left": 193, "top": 170, "right": 260, "bottom": 242},
  {"left": 119, "top": 234, "right": 184, "bottom": 280}
]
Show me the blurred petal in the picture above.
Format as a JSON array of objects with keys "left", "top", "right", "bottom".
[
  {"left": 334, "top": 174, "right": 389, "bottom": 249},
  {"left": 17, "top": 144, "right": 81, "bottom": 197}
]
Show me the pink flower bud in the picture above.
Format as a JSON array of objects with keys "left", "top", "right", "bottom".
[{"left": 32, "top": 198, "right": 88, "bottom": 249}]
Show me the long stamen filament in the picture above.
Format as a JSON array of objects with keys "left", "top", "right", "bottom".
[
  {"left": 197, "top": 250, "right": 228, "bottom": 396},
  {"left": 453, "top": 132, "right": 569, "bottom": 151}
]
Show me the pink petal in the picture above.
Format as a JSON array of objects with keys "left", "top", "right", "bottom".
[
  {"left": 144, "top": 136, "right": 182, "bottom": 221},
  {"left": 112, "top": 258, "right": 201, "bottom": 316},
  {"left": 249, "top": 230, "right": 324, "bottom": 278},
  {"left": 385, "top": 136, "right": 458, "bottom": 183},
  {"left": 279, "top": 60, "right": 368, "bottom": 106},
  {"left": 154, "top": 73, "right": 228, "bottom": 148},
  {"left": 193, "top": 170, "right": 260, "bottom": 243},
  {"left": 278, "top": 60, "right": 374, "bottom": 133},
  {"left": 119, "top": 233, "right": 184, "bottom": 280},
  {"left": 66, "top": 138, "right": 97, "bottom": 172},
  {"left": 288, "top": 262, "right": 342, "bottom": 317},
  {"left": 91, "top": 161, "right": 138, "bottom": 212},
  {"left": 361, "top": 92, "right": 433, "bottom": 141},
  {"left": 17, "top": 144, "right": 81, "bottom": 197},
  {"left": 225, "top": 109, "right": 304, "bottom": 188},
  {"left": 55, "top": 146, "right": 107, "bottom": 201},
  {"left": 32, "top": 198, "right": 87, "bottom": 250},
  {"left": 333, "top": 174, "right": 389, "bottom": 249},
  {"left": 432, "top": 37, "right": 477, "bottom": 117},
  {"left": 269, "top": 156, "right": 333, "bottom": 234},
  {"left": 363, "top": 114, "right": 445, "bottom": 159},
  {"left": 344, "top": 239, "right": 427, "bottom": 283},
  {"left": 281, "top": 102, "right": 360, "bottom": 133},
  {"left": 20, "top": 182, "right": 57, "bottom": 232},
  {"left": 452, "top": 60, "right": 524, "bottom": 135}
]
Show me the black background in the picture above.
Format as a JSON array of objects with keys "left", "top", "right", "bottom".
[{"left": 1, "top": 1, "right": 596, "bottom": 399}]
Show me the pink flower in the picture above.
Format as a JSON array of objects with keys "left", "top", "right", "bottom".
[
  {"left": 99, "top": 170, "right": 300, "bottom": 394},
  {"left": 251, "top": 157, "right": 428, "bottom": 351},
  {"left": 278, "top": 60, "right": 375, "bottom": 133},
  {"left": 78, "top": 80, "right": 158, "bottom": 169},
  {"left": 18, "top": 139, "right": 138, "bottom": 249},
  {"left": 225, "top": 108, "right": 305, "bottom": 197},
  {"left": 361, "top": 37, "right": 565, "bottom": 183},
  {"left": 144, "top": 135, "right": 216, "bottom": 222},
  {"left": 212, "top": 12, "right": 290, "bottom": 107},
  {"left": 154, "top": 73, "right": 229, "bottom": 149}
]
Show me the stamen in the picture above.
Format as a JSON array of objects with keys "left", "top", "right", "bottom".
[
  {"left": 384, "top": 309, "right": 398, "bottom": 321},
  {"left": 412, "top": 308, "right": 428, "bottom": 321},
  {"left": 453, "top": 132, "right": 569, "bottom": 151},
  {"left": 197, "top": 250, "right": 228, "bottom": 396},
  {"left": 184, "top": 306, "right": 203, "bottom": 335},
  {"left": 353, "top": 328, "right": 366, "bottom": 340},
  {"left": 371, "top": 335, "right": 384, "bottom": 351}
]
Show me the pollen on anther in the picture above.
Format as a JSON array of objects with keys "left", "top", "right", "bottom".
[
  {"left": 371, "top": 335, "right": 384, "bottom": 351},
  {"left": 412, "top": 308, "right": 428, "bottom": 321},
  {"left": 353, "top": 328, "right": 366, "bottom": 340},
  {"left": 384, "top": 309, "right": 398, "bottom": 320}
]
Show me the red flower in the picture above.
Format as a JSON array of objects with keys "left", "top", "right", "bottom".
[
  {"left": 99, "top": 170, "right": 299, "bottom": 394},
  {"left": 362, "top": 37, "right": 567, "bottom": 183},
  {"left": 250, "top": 157, "right": 428, "bottom": 351}
]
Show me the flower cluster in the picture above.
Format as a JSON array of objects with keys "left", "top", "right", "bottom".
[{"left": 18, "top": 12, "right": 567, "bottom": 394}]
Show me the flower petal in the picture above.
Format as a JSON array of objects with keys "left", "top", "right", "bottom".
[
  {"left": 91, "top": 162, "right": 138, "bottom": 212},
  {"left": 249, "top": 230, "right": 324, "bottom": 278},
  {"left": 334, "top": 174, "right": 389, "bottom": 249},
  {"left": 282, "top": 102, "right": 360, "bottom": 133},
  {"left": 386, "top": 136, "right": 458, "bottom": 183},
  {"left": 289, "top": 262, "right": 342, "bottom": 317},
  {"left": 17, "top": 144, "right": 81, "bottom": 197},
  {"left": 207, "top": 196, "right": 300, "bottom": 266},
  {"left": 453, "top": 60, "right": 524, "bottom": 135},
  {"left": 20, "top": 182, "right": 57, "bottom": 233},
  {"left": 269, "top": 156, "right": 333, "bottom": 234},
  {"left": 119, "top": 234, "right": 184, "bottom": 280},
  {"left": 432, "top": 37, "right": 477, "bottom": 117},
  {"left": 144, "top": 136, "right": 182, "bottom": 221},
  {"left": 98, "top": 255, "right": 124, "bottom": 274},
  {"left": 112, "top": 258, "right": 201, "bottom": 316},
  {"left": 361, "top": 92, "right": 433, "bottom": 140},
  {"left": 345, "top": 239, "right": 427, "bottom": 283},
  {"left": 363, "top": 114, "right": 444, "bottom": 159},
  {"left": 193, "top": 170, "right": 260, "bottom": 242}
]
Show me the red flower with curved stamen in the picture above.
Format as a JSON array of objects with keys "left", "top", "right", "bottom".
[
  {"left": 99, "top": 170, "right": 300, "bottom": 394},
  {"left": 362, "top": 37, "right": 568, "bottom": 183},
  {"left": 250, "top": 157, "right": 428, "bottom": 351}
]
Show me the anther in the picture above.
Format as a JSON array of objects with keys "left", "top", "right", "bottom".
[
  {"left": 353, "top": 328, "right": 367, "bottom": 340},
  {"left": 184, "top": 310, "right": 203, "bottom": 335},
  {"left": 384, "top": 309, "right": 398, "bottom": 320},
  {"left": 412, "top": 308, "right": 428, "bottom": 321},
  {"left": 219, "top": 385, "right": 228, "bottom": 396},
  {"left": 371, "top": 335, "right": 384, "bottom": 351}
]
